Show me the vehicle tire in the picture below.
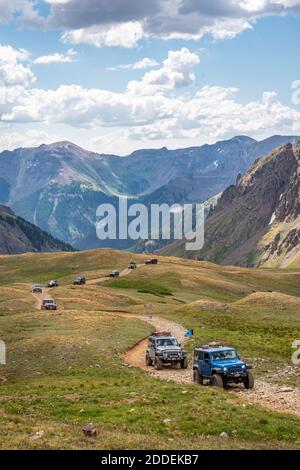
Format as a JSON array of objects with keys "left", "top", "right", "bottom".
[
  {"left": 181, "top": 357, "right": 188, "bottom": 369},
  {"left": 244, "top": 370, "right": 254, "bottom": 389},
  {"left": 193, "top": 369, "right": 203, "bottom": 385},
  {"left": 155, "top": 357, "right": 163, "bottom": 370},
  {"left": 145, "top": 352, "right": 153, "bottom": 366},
  {"left": 211, "top": 374, "right": 224, "bottom": 388}
]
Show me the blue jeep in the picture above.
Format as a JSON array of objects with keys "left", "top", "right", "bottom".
[{"left": 193, "top": 345, "right": 254, "bottom": 389}]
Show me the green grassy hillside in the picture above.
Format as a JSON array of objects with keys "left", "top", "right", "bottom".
[{"left": 0, "top": 249, "right": 300, "bottom": 449}]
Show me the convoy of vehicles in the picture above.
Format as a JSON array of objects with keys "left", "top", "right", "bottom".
[
  {"left": 32, "top": 260, "right": 254, "bottom": 389},
  {"left": 146, "top": 331, "right": 188, "bottom": 370}
]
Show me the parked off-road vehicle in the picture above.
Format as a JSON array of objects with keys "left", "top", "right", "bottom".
[
  {"left": 73, "top": 276, "right": 86, "bottom": 285},
  {"left": 128, "top": 262, "right": 137, "bottom": 270},
  {"left": 48, "top": 280, "right": 59, "bottom": 288},
  {"left": 32, "top": 284, "right": 43, "bottom": 294},
  {"left": 146, "top": 332, "right": 188, "bottom": 370},
  {"left": 109, "top": 271, "right": 120, "bottom": 278},
  {"left": 145, "top": 258, "right": 158, "bottom": 265},
  {"left": 41, "top": 298, "right": 58, "bottom": 311},
  {"left": 193, "top": 344, "right": 254, "bottom": 389}
]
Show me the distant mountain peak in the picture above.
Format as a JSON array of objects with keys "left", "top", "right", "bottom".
[{"left": 39, "top": 141, "right": 86, "bottom": 152}]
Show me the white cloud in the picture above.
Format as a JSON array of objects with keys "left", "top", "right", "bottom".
[
  {"left": 127, "top": 48, "right": 200, "bottom": 95},
  {"left": 0, "top": 44, "right": 35, "bottom": 87},
  {"left": 34, "top": 48, "right": 77, "bottom": 64},
  {"left": 3, "top": 1, "right": 300, "bottom": 49},
  {"left": 61, "top": 22, "right": 144, "bottom": 48},
  {"left": 0, "top": 126, "right": 59, "bottom": 151},
  {"left": 2, "top": 81, "right": 300, "bottom": 144},
  {"left": 1, "top": 46, "right": 300, "bottom": 150},
  {"left": 108, "top": 57, "right": 159, "bottom": 71},
  {"left": 1, "top": 84, "right": 178, "bottom": 127},
  {"left": 45, "top": 1, "right": 72, "bottom": 4},
  {"left": 0, "top": 0, "right": 46, "bottom": 27},
  {"left": 21, "top": 0, "right": 299, "bottom": 48}
]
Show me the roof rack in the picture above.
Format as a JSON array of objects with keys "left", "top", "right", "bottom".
[
  {"left": 151, "top": 331, "right": 172, "bottom": 337},
  {"left": 200, "top": 342, "right": 226, "bottom": 349}
]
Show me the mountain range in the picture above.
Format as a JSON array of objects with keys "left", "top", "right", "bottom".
[
  {"left": 159, "top": 143, "right": 300, "bottom": 268},
  {"left": 0, "top": 205, "right": 73, "bottom": 255},
  {"left": 0, "top": 135, "right": 299, "bottom": 250}
]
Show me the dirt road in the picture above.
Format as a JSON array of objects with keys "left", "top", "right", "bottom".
[
  {"left": 87, "top": 264, "right": 143, "bottom": 285},
  {"left": 31, "top": 285, "right": 58, "bottom": 310},
  {"left": 123, "top": 314, "right": 300, "bottom": 418},
  {"left": 123, "top": 314, "right": 192, "bottom": 383},
  {"left": 31, "top": 287, "right": 51, "bottom": 309}
]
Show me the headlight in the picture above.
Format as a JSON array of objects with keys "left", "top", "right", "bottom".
[
  {"left": 223, "top": 367, "right": 227, "bottom": 373},
  {"left": 242, "top": 365, "right": 246, "bottom": 369}
]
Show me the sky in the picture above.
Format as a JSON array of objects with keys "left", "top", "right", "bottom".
[{"left": 1, "top": 0, "right": 300, "bottom": 155}]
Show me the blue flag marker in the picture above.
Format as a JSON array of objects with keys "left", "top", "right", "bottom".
[{"left": 184, "top": 329, "right": 194, "bottom": 337}]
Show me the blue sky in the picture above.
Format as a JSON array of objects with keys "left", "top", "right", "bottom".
[{"left": 1, "top": 1, "right": 300, "bottom": 154}]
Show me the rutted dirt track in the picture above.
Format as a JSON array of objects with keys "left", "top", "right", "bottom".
[
  {"left": 123, "top": 314, "right": 300, "bottom": 418},
  {"left": 124, "top": 314, "right": 192, "bottom": 383},
  {"left": 31, "top": 287, "right": 51, "bottom": 310},
  {"left": 87, "top": 265, "right": 144, "bottom": 285}
]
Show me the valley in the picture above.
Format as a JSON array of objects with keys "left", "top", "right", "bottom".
[{"left": 1, "top": 135, "right": 298, "bottom": 250}]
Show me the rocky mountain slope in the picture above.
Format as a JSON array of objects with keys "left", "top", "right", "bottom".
[
  {"left": 0, "top": 135, "right": 299, "bottom": 249},
  {"left": 0, "top": 205, "right": 73, "bottom": 255},
  {"left": 160, "top": 143, "right": 299, "bottom": 268}
]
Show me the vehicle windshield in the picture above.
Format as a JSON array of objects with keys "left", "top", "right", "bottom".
[
  {"left": 212, "top": 350, "right": 237, "bottom": 361},
  {"left": 156, "top": 338, "right": 179, "bottom": 347}
]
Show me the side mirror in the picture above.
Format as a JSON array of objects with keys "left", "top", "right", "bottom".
[{"left": 179, "top": 343, "right": 181, "bottom": 347}]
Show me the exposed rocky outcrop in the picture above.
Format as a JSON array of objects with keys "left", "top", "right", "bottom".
[{"left": 160, "top": 142, "right": 299, "bottom": 268}]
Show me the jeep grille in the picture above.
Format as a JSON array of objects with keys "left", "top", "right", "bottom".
[
  {"left": 227, "top": 365, "right": 243, "bottom": 375},
  {"left": 166, "top": 350, "right": 181, "bottom": 358}
]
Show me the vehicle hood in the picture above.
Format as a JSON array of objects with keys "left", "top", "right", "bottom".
[
  {"left": 212, "top": 358, "right": 245, "bottom": 368},
  {"left": 157, "top": 346, "right": 182, "bottom": 352}
]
